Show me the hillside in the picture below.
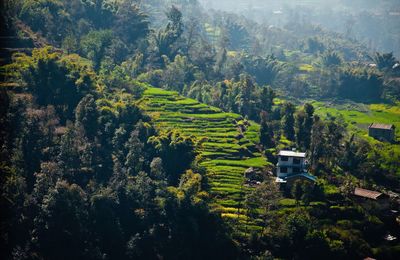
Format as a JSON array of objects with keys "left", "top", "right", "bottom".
[{"left": 139, "top": 87, "right": 270, "bottom": 233}]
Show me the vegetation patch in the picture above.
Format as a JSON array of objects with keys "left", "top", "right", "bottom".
[{"left": 139, "top": 87, "right": 270, "bottom": 231}]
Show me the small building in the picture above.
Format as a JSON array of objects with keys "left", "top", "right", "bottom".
[
  {"left": 354, "top": 188, "right": 390, "bottom": 211},
  {"left": 354, "top": 187, "right": 385, "bottom": 200},
  {"left": 275, "top": 150, "right": 316, "bottom": 185},
  {"left": 368, "top": 123, "right": 395, "bottom": 142}
]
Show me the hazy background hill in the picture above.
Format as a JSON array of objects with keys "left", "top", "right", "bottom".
[{"left": 199, "top": 0, "right": 400, "bottom": 56}]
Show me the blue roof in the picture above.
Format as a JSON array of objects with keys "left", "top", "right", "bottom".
[{"left": 276, "top": 173, "right": 317, "bottom": 183}]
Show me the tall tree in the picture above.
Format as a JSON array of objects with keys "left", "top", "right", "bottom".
[
  {"left": 303, "top": 103, "right": 314, "bottom": 149},
  {"left": 75, "top": 94, "right": 98, "bottom": 139},
  {"left": 124, "top": 130, "right": 144, "bottom": 176},
  {"left": 153, "top": 5, "right": 184, "bottom": 59},
  {"left": 281, "top": 102, "right": 295, "bottom": 141},
  {"left": 114, "top": 2, "right": 149, "bottom": 45},
  {"left": 372, "top": 52, "right": 397, "bottom": 71},
  {"left": 32, "top": 180, "right": 90, "bottom": 260},
  {"left": 80, "top": 30, "right": 113, "bottom": 71},
  {"left": 259, "top": 86, "right": 275, "bottom": 113},
  {"left": 310, "top": 115, "right": 325, "bottom": 171},
  {"left": 259, "top": 111, "right": 274, "bottom": 148}
]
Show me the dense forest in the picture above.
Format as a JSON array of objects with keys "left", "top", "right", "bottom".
[{"left": 1, "top": 0, "right": 400, "bottom": 259}]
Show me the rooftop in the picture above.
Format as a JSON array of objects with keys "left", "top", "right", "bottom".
[
  {"left": 354, "top": 188, "right": 383, "bottom": 200},
  {"left": 276, "top": 173, "right": 317, "bottom": 183},
  {"left": 278, "top": 150, "right": 306, "bottom": 158},
  {"left": 369, "top": 123, "right": 395, "bottom": 130}
]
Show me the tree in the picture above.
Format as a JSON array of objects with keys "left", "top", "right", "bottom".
[
  {"left": 162, "top": 55, "right": 195, "bottom": 92},
  {"left": 310, "top": 115, "right": 325, "bottom": 171},
  {"left": 58, "top": 127, "right": 81, "bottom": 183},
  {"left": 303, "top": 103, "right": 314, "bottom": 149},
  {"left": 321, "top": 50, "right": 342, "bottom": 67},
  {"left": 12, "top": 108, "right": 47, "bottom": 191},
  {"left": 242, "top": 55, "right": 280, "bottom": 86},
  {"left": 153, "top": 5, "right": 184, "bottom": 59},
  {"left": 245, "top": 181, "right": 281, "bottom": 232},
  {"left": 338, "top": 68, "right": 383, "bottom": 102},
  {"left": 305, "top": 37, "right": 325, "bottom": 54},
  {"left": 75, "top": 94, "right": 98, "bottom": 139},
  {"left": 372, "top": 52, "right": 397, "bottom": 71},
  {"left": 124, "top": 130, "right": 144, "bottom": 176},
  {"left": 80, "top": 30, "right": 113, "bottom": 71},
  {"left": 81, "top": 0, "right": 116, "bottom": 29},
  {"left": 89, "top": 188, "right": 124, "bottom": 258},
  {"left": 32, "top": 180, "right": 90, "bottom": 260},
  {"left": 259, "top": 86, "right": 275, "bottom": 113},
  {"left": 295, "top": 110, "right": 306, "bottom": 149},
  {"left": 235, "top": 74, "right": 256, "bottom": 118},
  {"left": 281, "top": 102, "right": 295, "bottom": 141},
  {"left": 324, "top": 118, "right": 345, "bottom": 167},
  {"left": 12, "top": 47, "right": 95, "bottom": 122},
  {"left": 340, "top": 175, "right": 357, "bottom": 202},
  {"left": 150, "top": 157, "right": 166, "bottom": 181},
  {"left": 296, "top": 103, "right": 314, "bottom": 149},
  {"left": 149, "top": 131, "right": 196, "bottom": 184},
  {"left": 114, "top": 2, "right": 149, "bottom": 45},
  {"left": 292, "top": 180, "right": 304, "bottom": 205},
  {"left": 19, "top": 0, "right": 69, "bottom": 43},
  {"left": 224, "top": 19, "right": 250, "bottom": 50},
  {"left": 259, "top": 111, "right": 274, "bottom": 148}
]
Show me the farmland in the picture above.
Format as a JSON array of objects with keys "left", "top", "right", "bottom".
[
  {"left": 139, "top": 87, "right": 271, "bottom": 233},
  {"left": 312, "top": 101, "right": 400, "bottom": 177}
]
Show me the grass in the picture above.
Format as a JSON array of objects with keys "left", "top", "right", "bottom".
[
  {"left": 312, "top": 100, "right": 400, "bottom": 177},
  {"left": 312, "top": 101, "right": 400, "bottom": 137},
  {"left": 139, "top": 87, "right": 271, "bottom": 235}
]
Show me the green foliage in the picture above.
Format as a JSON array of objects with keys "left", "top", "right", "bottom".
[
  {"left": 223, "top": 19, "right": 250, "bottom": 50},
  {"left": 372, "top": 52, "right": 397, "bottom": 71},
  {"left": 281, "top": 102, "right": 295, "bottom": 141},
  {"left": 338, "top": 68, "right": 384, "bottom": 101},
  {"left": 242, "top": 55, "right": 281, "bottom": 85},
  {"left": 149, "top": 130, "right": 197, "bottom": 184},
  {"left": 161, "top": 55, "right": 195, "bottom": 92},
  {"left": 321, "top": 50, "right": 342, "bottom": 67},
  {"left": 152, "top": 5, "right": 184, "bottom": 59},
  {"left": 10, "top": 47, "right": 95, "bottom": 121},
  {"left": 259, "top": 111, "right": 274, "bottom": 148},
  {"left": 80, "top": 30, "right": 113, "bottom": 71},
  {"left": 2, "top": 0, "right": 400, "bottom": 258},
  {"left": 140, "top": 87, "right": 270, "bottom": 233},
  {"left": 114, "top": 2, "right": 149, "bottom": 45}
]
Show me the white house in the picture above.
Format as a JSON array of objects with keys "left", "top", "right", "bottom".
[{"left": 275, "top": 150, "right": 316, "bottom": 184}]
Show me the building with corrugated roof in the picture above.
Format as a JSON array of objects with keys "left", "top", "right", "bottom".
[
  {"left": 354, "top": 188, "right": 384, "bottom": 200},
  {"left": 368, "top": 123, "right": 395, "bottom": 142}
]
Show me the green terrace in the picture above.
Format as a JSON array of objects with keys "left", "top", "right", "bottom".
[{"left": 139, "top": 87, "right": 271, "bottom": 234}]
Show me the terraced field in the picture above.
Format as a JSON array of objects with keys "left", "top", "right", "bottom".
[{"left": 139, "top": 87, "right": 270, "bottom": 233}]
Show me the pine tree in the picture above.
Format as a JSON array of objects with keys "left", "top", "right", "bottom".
[
  {"left": 259, "top": 111, "right": 274, "bottom": 148},
  {"left": 281, "top": 102, "right": 295, "bottom": 141},
  {"left": 75, "top": 94, "right": 98, "bottom": 139}
]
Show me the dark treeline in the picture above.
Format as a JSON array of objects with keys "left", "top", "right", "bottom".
[{"left": 0, "top": 47, "right": 237, "bottom": 259}]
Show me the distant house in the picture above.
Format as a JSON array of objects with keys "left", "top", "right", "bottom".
[
  {"left": 354, "top": 188, "right": 390, "bottom": 210},
  {"left": 275, "top": 150, "right": 316, "bottom": 186},
  {"left": 354, "top": 188, "right": 385, "bottom": 200},
  {"left": 368, "top": 123, "right": 395, "bottom": 142}
]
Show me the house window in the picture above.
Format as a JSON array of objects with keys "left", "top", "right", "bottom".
[
  {"left": 280, "top": 167, "right": 288, "bottom": 173},
  {"left": 293, "top": 158, "right": 301, "bottom": 164},
  {"left": 293, "top": 167, "right": 300, "bottom": 173},
  {"left": 281, "top": 156, "right": 289, "bottom": 161}
]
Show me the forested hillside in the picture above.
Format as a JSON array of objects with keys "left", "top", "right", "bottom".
[{"left": 1, "top": 0, "right": 400, "bottom": 259}]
